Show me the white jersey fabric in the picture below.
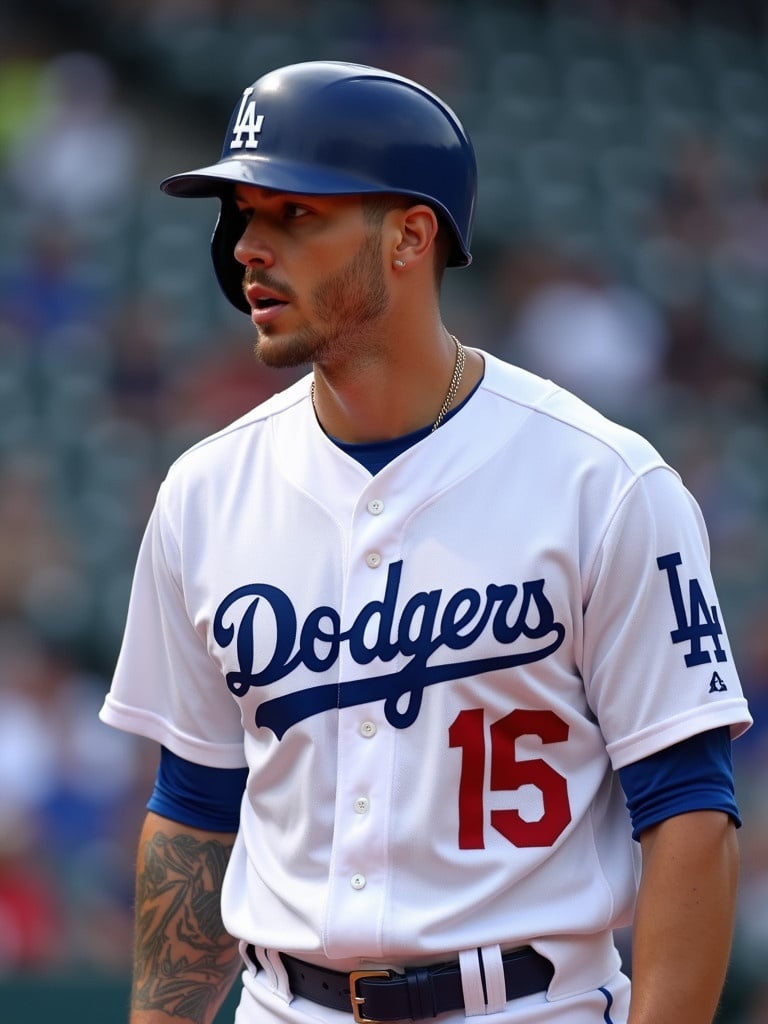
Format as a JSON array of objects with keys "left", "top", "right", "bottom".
[{"left": 100, "top": 351, "right": 751, "bottom": 1018}]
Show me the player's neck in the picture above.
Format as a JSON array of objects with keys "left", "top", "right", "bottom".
[{"left": 311, "top": 323, "right": 481, "bottom": 444}]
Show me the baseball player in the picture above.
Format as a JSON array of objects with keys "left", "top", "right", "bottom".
[{"left": 100, "top": 62, "right": 752, "bottom": 1024}]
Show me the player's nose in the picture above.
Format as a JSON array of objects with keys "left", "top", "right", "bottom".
[{"left": 234, "top": 217, "right": 275, "bottom": 268}]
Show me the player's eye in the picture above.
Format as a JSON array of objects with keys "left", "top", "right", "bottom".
[{"left": 284, "top": 203, "right": 310, "bottom": 219}]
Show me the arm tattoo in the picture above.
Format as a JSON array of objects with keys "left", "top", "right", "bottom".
[{"left": 133, "top": 829, "right": 241, "bottom": 1023}]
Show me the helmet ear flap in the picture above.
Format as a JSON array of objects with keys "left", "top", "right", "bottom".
[{"left": 211, "top": 201, "right": 250, "bottom": 314}]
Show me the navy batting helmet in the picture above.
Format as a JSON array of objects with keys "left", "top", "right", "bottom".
[{"left": 160, "top": 61, "right": 477, "bottom": 314}]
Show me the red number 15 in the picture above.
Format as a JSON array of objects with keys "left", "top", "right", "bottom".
[{"left": 448, "top": 708, "right": 572, "bottom": 849}]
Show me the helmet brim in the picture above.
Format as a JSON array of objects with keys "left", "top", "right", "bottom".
[{"left": 162, "top": 156, "right": 391, "bottom": 199}]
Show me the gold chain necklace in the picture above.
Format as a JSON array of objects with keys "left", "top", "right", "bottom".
[
  {"left": 309, "top": 334, "right": 466, "bottom": 433},
  {"left": 431, "top": 334, "right": 465, "bottom": 431}
]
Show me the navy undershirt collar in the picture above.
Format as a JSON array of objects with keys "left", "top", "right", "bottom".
[{"left": 325, "top": 377, "right": 483, "bottom": 475}]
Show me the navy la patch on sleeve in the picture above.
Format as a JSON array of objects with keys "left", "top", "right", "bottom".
[{"left": 656, "top": 552, "right": 728, "bottom": 668}]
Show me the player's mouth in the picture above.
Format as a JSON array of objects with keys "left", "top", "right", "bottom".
[{"left": 245, "top": 285, "right": 290, "bottom": 325}]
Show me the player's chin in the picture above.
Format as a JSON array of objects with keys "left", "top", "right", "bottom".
[{"left": 253, "top": 327, "right": 318, "bottom": 370}]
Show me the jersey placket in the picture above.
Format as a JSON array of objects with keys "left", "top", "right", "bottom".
[{"left": 323, "top": 486, "right": 402, "bottom": 959}]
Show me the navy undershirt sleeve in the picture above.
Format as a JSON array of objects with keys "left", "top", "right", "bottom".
[
  {"left": 148, "top": 746, "right": 248, "bottom": 832},
  {"left": 618, "top": 726, "right": 741, "bottom": 840}
]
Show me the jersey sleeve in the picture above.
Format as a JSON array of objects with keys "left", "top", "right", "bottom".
[
  {"left": 618, "top": 726, "right": 741, "bottom": 839},
  {"left": 99, "top": 480, "right": 247, "bottom": 769},
  {"left": 582, "top": 464, "right": 751, "bottom": 769},
  {"left": 148, "top": 746, "right": 247, "bottom": 831}
]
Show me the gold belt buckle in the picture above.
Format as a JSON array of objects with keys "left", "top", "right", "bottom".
[{"left": 349, "top": 970, "right": 391, "bottom": 1024}]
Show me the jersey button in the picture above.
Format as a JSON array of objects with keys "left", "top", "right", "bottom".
[
  {"left": 365, "top": 552, "right": 382, "bottom": 568},
  {"left": 360, "top": 721, "right": 377, "bottom": 738},
  {"left": 353, "top": 796, "right": 370, "bottom": 814},
  {"left": 367, "top": 499, "right": 385, "bottom": 515},
  {"left": 350, "top": 874, "right": 366, "bottom": 890}
]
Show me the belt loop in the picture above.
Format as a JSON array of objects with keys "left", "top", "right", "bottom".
[
  {"left": 240, "top": 940, "right": 258, "bottom": 977},
  {"left": 478, "top": 946, "right": 506, "bottom": 1014},
  {"left": 458, "top": 949, "right": 487, "bottom": 1017},
  {"left": 249, "top": 945, "right": 293, "bottom": 1003},
  {"left": 459, "top": 946, "right": 507, "bottom": 1017}
]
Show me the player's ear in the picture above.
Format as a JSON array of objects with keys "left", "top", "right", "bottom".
[{"left": 390, "top": 204, "right": 440, "bottom": 269}]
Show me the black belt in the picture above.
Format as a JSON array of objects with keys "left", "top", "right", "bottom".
[{"left": 246, "top": 945, "right": 554, "bottom": 1022}]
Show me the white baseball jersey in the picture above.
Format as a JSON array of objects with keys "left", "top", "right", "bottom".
[{"left": 100, "top": 351, "right": 751, "bottom": 1014}]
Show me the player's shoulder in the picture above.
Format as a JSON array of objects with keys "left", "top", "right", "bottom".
[
  {"left": 479, "top": 350, "right": 666, "bottom": 476},
  {"left": 164, "top": 372, "right": 310, "bottom": 484}
]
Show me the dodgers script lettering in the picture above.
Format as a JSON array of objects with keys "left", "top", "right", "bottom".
[{"left": 213, "top": 560, "right": 566, "bottom": 738}]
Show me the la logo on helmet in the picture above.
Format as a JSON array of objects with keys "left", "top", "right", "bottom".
[{"left": 230, "top": 87, "right": 265, "bottom": 150}]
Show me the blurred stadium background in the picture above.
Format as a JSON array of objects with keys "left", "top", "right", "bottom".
[{"left": 1, "top": 1, "right": 767, "bottom": 1021}]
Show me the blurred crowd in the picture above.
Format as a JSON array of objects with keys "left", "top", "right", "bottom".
[{"left": 1, "top": 1, "right": 767, "bottom": 1021}]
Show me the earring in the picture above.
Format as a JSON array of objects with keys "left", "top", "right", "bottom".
[{"left": 393, "top": 259, "right": 406, "bottom": 268}]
